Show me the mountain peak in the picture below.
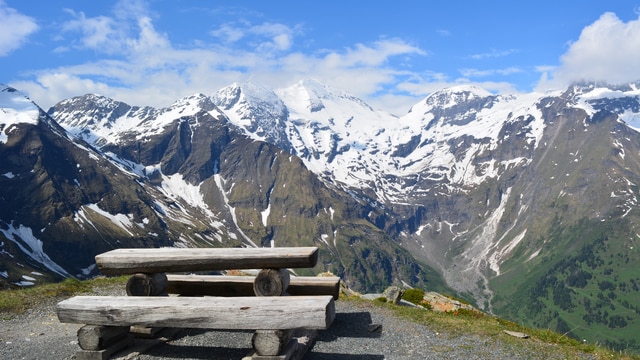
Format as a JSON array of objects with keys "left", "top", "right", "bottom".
[
  {"left": 1, "top": 84, "right": 41, "bottom": 143},
  {"left": 442, "top": 84, "right": 492, "bottom": 96},
  {"left": 212, "top": 81, "right": 282, "bottom": 111},
  {"left": 406, "top": 85, "right": 495, "bottom": 117},
  {"left": 277, "top": 79, "right": 331, "bottom": 113},
  {"left": 277, "top": 78, "right": 377, "bottom": 116}
]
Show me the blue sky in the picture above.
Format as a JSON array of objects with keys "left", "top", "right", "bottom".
[{"left": 2, "top": 0, "right": 640, "bottom": 115}]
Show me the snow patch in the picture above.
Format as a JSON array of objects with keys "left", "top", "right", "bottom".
[
  {"left": 84, "top": 204, "right": 135, "bottom": 236},
  {"left": 0, "top": 222, "right": 71, "bottom": 277},
  {"left": 1, "top": 86, "right": 40, "bottom": 143}
]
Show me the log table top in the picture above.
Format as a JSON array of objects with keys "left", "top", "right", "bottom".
[{"left": 95, "top": 247, "right": 319, "bottom": 275}]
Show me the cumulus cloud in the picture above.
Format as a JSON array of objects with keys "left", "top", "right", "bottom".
[
  {"left": 538, "top": 12, "right": 640, "bottom": 90},
  {"left": 20, "top": 3, "right": 427, "bottom": 114},
  {"left": 0, "top": 1, "right": 38, "bottom": 56},
  {"left": 60, "top": 0, "right": 169, "bottom": 56},
  {"left": 211, "top": 21, "right": 297, "bottom": 53}
]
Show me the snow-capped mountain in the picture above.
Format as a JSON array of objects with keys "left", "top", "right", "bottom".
[
  {"left": 3, "top": 79, "right": 640, "bottom": 351},
  {"left": 212, "top": 79, "right": 399, "bottom": 196},
  {"left": 207, "top": 79, "right": 640, "bottom": 350},
  {"left": 211, "top": 80, "right": 551, "bottom": 203},
  {"left": 2, "top": 84, "right": 436, "bottom": 294}
]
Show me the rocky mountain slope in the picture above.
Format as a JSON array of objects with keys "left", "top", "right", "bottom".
[
  {"left": 207, "top": 80, "right": 640, "bottom": 351},
  {"left": 2, "top": 79, "right": 640, "bottom": 351},
  {"left": 1, "top": 84, "right": 442, "bottom": 294}
]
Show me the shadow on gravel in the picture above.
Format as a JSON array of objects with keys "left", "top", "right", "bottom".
[
  {"left": 131, "top": 312, "right": 383, "bottom": 359},
  {"left": 305, "top": 353, "right": 385, "bottom": 359},
  {"left": 139, "top": 328, "right": 252, "bottom": 359},
  {"left": 141, "top": 344, "right": 250, "bottom": 359},
  {"left": 315, "top": 311, "right": 382, "bottom": 341},
  {"left": 306, "top": 311, "right": 384, "bottom": 359}
]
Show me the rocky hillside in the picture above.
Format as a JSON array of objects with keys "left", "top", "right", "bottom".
[{"left": 1, "top": 84, "right": 444, "bottom": 295}]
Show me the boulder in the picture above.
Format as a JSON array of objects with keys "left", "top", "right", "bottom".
[{"left": 382, "top": 286, "right": 404, "bottom": 304}]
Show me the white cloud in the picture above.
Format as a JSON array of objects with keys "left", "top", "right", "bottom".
[
  {"left": 470, "top": 49, "right": 517, "bottom": 60},
  {"left": 460, "top": 67, "right": 522, "bottom": 78},
  {"left": 538, "top": 12, "right": 640, "bottom": 90},
  {"left": 0, "top": 1, "right": 38, "bottom": 56},
  {"left": 17, "top": 5, "right": 428, "bottom": 114},
  {"left": 61, "top": 10, "right": 121, "bottom": 53},
  {"left": 211, "top": 21, "right": 297, "bottom": 53},
  {"left": 12, "top": 1, "right": 527, "bottom": 116},
  {"left": 211, "top": 24, "right": 246, "bottom": 43}
]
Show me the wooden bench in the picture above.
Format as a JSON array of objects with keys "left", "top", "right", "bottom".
[
  {"left": 166, "top": 274, "right": 341, "bottom": 300},
  {"left": 56, "top": 295, "right": 335, "bottom": 330},
  {"left": 57, "top": 247, "right": 339, "bottom": 359}
]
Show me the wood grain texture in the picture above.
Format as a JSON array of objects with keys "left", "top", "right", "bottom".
[
  {"left": 251, "top": 329, "right": 294, "bottom": 356},
  {"left": 166, "top": 275, "right": 340, "bottom": 299},
  {"left": 95, "top": 247, "right": 319, "bottom": 275},
  {"left": 253, "top": 268, "right": 290, "bottom": 296},
  {"left": 57, "top": 295, "right": 335, "bottom": 330},
  {"left": 126, "top": 273, "right": 168, "bottom": 296}
]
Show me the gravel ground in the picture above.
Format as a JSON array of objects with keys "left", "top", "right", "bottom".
[{"left": 0, "top": 287, "right": 597, "bottom": 360}]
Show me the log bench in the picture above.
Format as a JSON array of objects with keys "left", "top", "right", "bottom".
[
  {"left": 166, "top": 274, "right": 341, "bottom": 300},
  {"left": 57, "top": 295, "right": 335, "bottom": 360},
  {"left": 57, "top": 295, "right": 335, "bottom": 330},
  {"left": 57, "top": 246, "right": 340, "bottom": 359}
]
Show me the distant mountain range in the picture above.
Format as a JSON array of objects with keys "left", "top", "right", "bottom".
[{"left": 2, "top": 80, "right": 640, "bottom": 351}]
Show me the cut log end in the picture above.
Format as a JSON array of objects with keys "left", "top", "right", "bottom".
[
  {"left": 253, "top": 268, "right": 290, "bottom": 297},
  {"left": 126, "top": 273, "right": 168, "bottom": 296},
  {"left": 251, "top": 329, "right": 294, "bottom": 356}
]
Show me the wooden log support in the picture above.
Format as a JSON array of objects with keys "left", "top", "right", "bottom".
[
  {"left": 77, "top": 325, "right": 130, "bottom": 350},
  {"left": 75, "top": 334, "right": 134, "bottom": 360},
  {"left": 166, "top": 275, "right": 340, "bottom": 299},
  {"left": 252, "top": 330, "right": 294, "bottom": 356},
  {"left": 244, "top": 329, "right": 317, "bottom": 360},
  {"left": 253, "top": 268, "right": 290, "bottom": 296},
  {"left": 126, "top": 273, "right": 168, "bottom": 296},
  {"left": 129, "top": 325, "right": 164, "bottom": 338},
  {"left": 95, "top": 247, "right": 319, "bottom": 275},
  {"left": 57, "top": 295, "right": 335, "bottom": 330}
]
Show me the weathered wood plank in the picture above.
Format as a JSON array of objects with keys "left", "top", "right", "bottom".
[
  {"left": 57, "top": 295, "right": 335, "bottom": 330},
  {"left": 95, "top": 247, "right": 319, "bottom": 275},
  {"left": 281, "top": 277, "right": 341, "bottom": 300},
  {"left": 166, "top": 275, "right": 340, "bottom": 299}
]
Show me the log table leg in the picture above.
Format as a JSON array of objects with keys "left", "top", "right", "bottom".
[
  {"left": 75, "top": 325, "right": 134, "bottom": 360},
  {"left": 251, "top": 329, "right": 294, "bottom": 356},
  {"left": 253, "top": 268, "right": 290, "bottom": 296},
  {"left": 126, "top": 273, "right": 168, "bottom": 296},
  {"left": 245, "top": 329, "right": 318, "bottom": 360},
  {"left": 125, "top": 272, "right": 168, "bottom": 341},
  {"left": 77, "top": 325, "right": 130, "bottom": 351}
]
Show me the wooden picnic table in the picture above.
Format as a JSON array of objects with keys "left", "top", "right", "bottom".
[{"left": 56, "top": 246, "right": 339, "bottom": 360}]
